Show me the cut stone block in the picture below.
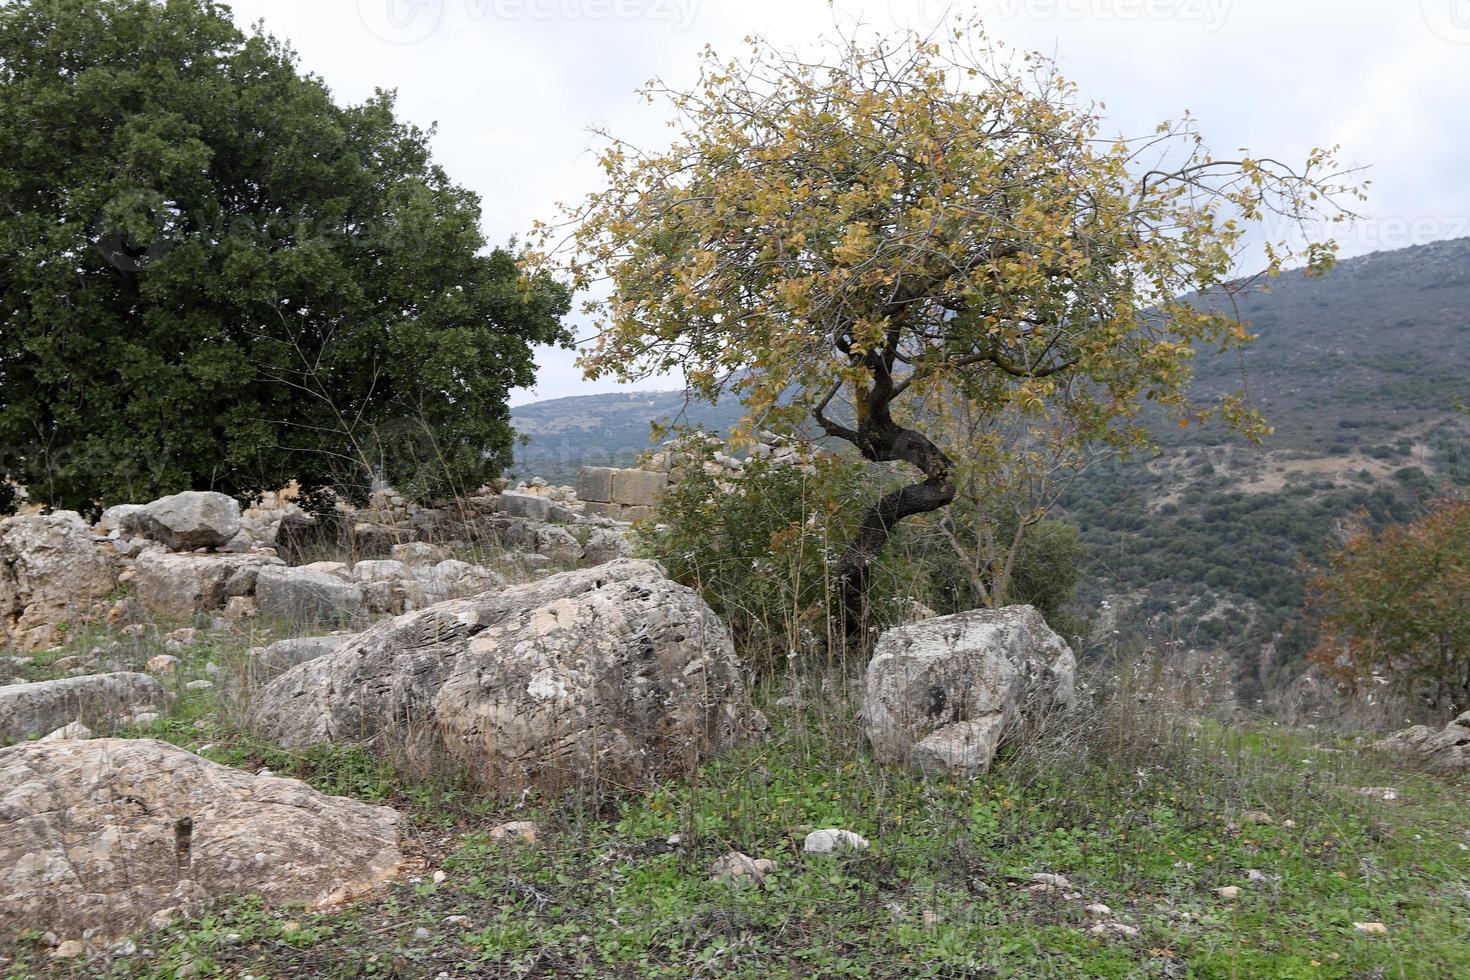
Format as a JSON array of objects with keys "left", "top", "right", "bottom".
[
  {"left": 610, "top": 469, "right": 668, "bottom": 507},
  {"left": 576, "top": 467, "right": 616, "bottom": 503}
]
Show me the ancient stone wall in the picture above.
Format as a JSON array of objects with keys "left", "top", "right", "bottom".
[{"left": 575, "top": 464, "right": 668, "bottom": 522}]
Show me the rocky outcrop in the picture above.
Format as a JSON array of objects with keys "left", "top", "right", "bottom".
[
  {"left": 0, "top": 512, "right": 118, "bottom": 651},
  {"left": 391, "top": 542, "right": 449, "bottom": 566},
  {"left": 252, "top": 560, "right": 765, "bottom": 794},
  {"left": 409, "top": 559, "right": 504, "bottom": 605},
  {"left": 0, "top": 738, "right": 401, "bottom": 944},
  {"left": 583, "top": 527, "right": 634, "bottom": 566},
  {"left": 1373, "top": 711, "right": 1470, "bottom": 771},
  {"left": 864, "top": 606, "right": 1076, "bottom": 775},
  {"left": 254, "top": 565, "right": 363, "bottom": 627},
  {"left": 251, "top": 633, "right": 359, "bottom": 678},
  {"left": 130, "top": 551, "right": 282, "bottom": 619},
  {"left": 216, "top": 634, "right": 359, "bottom": 715},
  {"left": 125, "top": 491, "right": 242, "bottom": 550},
  {"left": 0, "top": 672, "right": 167, "bottom": 741}
]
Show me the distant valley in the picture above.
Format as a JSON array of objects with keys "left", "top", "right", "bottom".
[{"left": 512, "top": 236, "right": 1470, "bottom": 692}]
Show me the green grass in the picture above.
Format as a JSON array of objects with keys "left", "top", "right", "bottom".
[{"left": 5, "top": 641, "right": 1465, "bottom": 979}]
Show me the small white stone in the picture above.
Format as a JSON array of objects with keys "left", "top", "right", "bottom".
[
  {"left": 1353, "top": 921, "right": 1388, "bottom": 934},
  {"left": 1084, "top": 903, "right": 1112, "bottom": 917},
  {"left": 802, "top": 828, "right": 869, "bottom": 854},
  {"left": 432, "top": 870, "right": 447, "bottom": 885},
  {"left": 413, "top": 927, "right": 432, "bottom": 940},
  {"left": 40, "top": 721, "right": 93, "bottom": 742},
  {"left": 1088, "top": 922, "right": 1139, "bottom": 938},
  {"left": 1216, "top": 886, "right": 1241, "bottom": 900},
  {"left": 52, "top": 939, "right": 85, "bottom": 958}
]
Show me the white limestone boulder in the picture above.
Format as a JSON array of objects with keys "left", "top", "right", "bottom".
[
  {"left": 864, "top": 606, "right": 1076, "bottom": 774},
  {"left": 0, "top": 512, "right": 118, "bottom": 651},
  {"left": 252, "top": 560, "right": 765, "bottom": 795},
  {"left": 126, "top": 491, "right": 241, "bottom": 550}
]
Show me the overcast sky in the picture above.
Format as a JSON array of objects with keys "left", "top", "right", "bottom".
[{"left": 227, "top": 0, "right": 1470, "bottom": 404}]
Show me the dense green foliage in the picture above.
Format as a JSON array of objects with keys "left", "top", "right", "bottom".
[
  {"left": 0, "top": 0, "right": 570, "bottom": 512},
  {"left": 633, "top": 442, "right": 892, "bottom": 666},
  {"left": 1061, "top": 460, "right": 1421, "bottom": 633},
  {"left": 910, "top": 503, "right": 1090, "bottom": 641},
  {"left": 635, "top": 437, "right": 1088, "bottom": 666}
]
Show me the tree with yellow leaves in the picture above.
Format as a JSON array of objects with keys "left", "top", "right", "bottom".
[{"left": 538, "top": 23, "right": 1363, "bottom": 643}]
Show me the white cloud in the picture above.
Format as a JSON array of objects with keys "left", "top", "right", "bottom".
[{"left": 227, "top": 0, "right": 1469, "bottom": 402}]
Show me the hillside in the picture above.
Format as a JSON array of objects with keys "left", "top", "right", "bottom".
[
  {"left": 1060, "top": 238, "right": 1470, "bottom": 690},
  {"left": 511, "top": 237, "right": 1470, "bottom": 686},
  {"left": 511, "top": 390, "right": 744, "bottom": 484},
  {"left": 1179, "top": 236, "right": 1470, "bottom": 450}
]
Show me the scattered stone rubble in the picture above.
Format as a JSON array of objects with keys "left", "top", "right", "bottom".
[
  {"left": 1372, "top": 710, "right": 1470, "bottom": 771},
  {"left": 0, "top": 478, "right": 649, "bottom": 657}
]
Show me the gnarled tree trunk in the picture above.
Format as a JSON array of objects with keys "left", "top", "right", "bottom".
[{"left": 815, "top": 361, "right": 955, "bottom": 647}]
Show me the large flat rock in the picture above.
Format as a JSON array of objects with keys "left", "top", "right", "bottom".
[{"left": 0, "top": 738, "right": 402, "bottom": 944}]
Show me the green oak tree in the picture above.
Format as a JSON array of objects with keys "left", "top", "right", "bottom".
[{"left": 0, "top": 0, "right": 570, "bottom": 512}]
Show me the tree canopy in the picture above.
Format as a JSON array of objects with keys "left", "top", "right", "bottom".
[
  {"left": 539, "top": 25, "right": 1362, "bottom": 638},
  {"left": 0, "top": 0, "right": 570, "bottom": 512},
  {"left": 1308, "top": 498, "right": 1470, "bottom": 714}
]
